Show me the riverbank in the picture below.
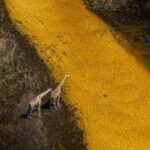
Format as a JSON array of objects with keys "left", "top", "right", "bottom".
[{"left": 0, "top": 1, "right": 86, "bottom": 149}]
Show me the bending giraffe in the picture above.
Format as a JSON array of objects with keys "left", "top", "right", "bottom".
[
  {"left": 49, "top": 74, "right": 70, "bottom": 109},
  {"left": 27, "top": 88, "right": 52, "bottom": 118}
]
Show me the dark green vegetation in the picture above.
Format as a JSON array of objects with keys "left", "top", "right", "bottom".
[{"left": 0, "top": 1, "right": 87, "bottom": 150}]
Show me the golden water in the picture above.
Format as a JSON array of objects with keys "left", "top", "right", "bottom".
[{"left": 5, "top": 0, "right": 150, "bottom": 149}]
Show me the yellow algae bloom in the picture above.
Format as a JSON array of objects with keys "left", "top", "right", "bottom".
[{"left": 6, "top": 0, "right": 150, "bottom": 149}]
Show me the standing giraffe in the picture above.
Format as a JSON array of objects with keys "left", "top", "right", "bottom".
[
  {"left": 49, "top": 74, "right": 70, "bottom": 109},
  {"left": 27, "top": 88, "right": 52, "bottom": 118}
]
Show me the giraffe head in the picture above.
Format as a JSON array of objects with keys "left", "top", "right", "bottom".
[{"left": 65, "top": 74, "right": 70, "bottom": 78}]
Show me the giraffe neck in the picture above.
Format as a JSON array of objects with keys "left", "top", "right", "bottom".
[
  {"left": 56, "top": 75, "right": 67, "bottom": 90},
  {"left": 39, "top": 88, "right": 51, "bottom": 98}
]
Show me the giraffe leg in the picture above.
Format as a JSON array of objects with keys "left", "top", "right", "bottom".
[
  {"left": 56, "top": 96, "right": 61, "bottom": 109},
  {"left": 49, "top": 97, "right": 54, "bottom": 109},
  {"left": 54, "top": 103, "right": 58, "bottom": 110},
  {"left": 37, "top": 103, "right": 41, "bottom": 118},
  {"left": 53, "top": 98, "right": 58, "bottom": 110},
  {"left": 48, "top": 97, "right": 55, "bottom": 109},
  {"left": 27, "top": 104, "right": 33, "bottom": 118},
  {"left": 48, "top": 97, "right": 51, "bottom": 108}
]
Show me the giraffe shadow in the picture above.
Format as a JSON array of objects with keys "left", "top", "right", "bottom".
[
  {"left": 19, "top": 109, "right": 38, "bottom": 119},
  {"left": 42, "top": 97, "right": 56, "bottom": 109},
  {"left": 42, "top": 98, "right": 51, "bottom": 109},
  {"left": 19, "top": 113, "right": 28, "bottom": 119}
]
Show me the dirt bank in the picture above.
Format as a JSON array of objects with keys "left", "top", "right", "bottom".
[{"left": 0, "top": 1, "right": 87, "bottom": 149}]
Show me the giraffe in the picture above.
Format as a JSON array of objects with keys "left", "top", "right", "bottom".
[
  {"left": 27, "top": 88, "right": 52, "bottom": 118},
  {"left": 49, "top": 74, "right": 70, "bottom": 110}
]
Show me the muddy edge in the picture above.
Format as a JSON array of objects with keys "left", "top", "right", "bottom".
[{"left": 0, "top": 1, "right": 87, "bottom": 150}]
